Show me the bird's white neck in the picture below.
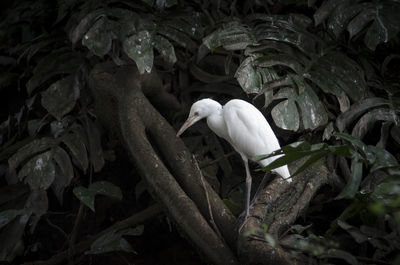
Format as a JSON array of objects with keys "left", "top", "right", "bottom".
[{"left": 206, "top": 108, "right": 229, "bottom": 140}]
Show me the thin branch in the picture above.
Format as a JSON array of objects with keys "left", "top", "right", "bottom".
[{"left": 194, "top": 155, "right": 224, "bottom": 240}]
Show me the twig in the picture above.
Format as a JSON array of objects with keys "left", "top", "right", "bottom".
[
  {"left": 194, "top": 155, "right": 224, "bottom": 241},
  {"left": 199, "top": 151, "right": 236, "bottom": 169},
  {"left": 356, "top": 256, "right": 392, "bottom": 265},
  {"left": 26, "top": 204, "right": 163, "bottom": 265}
]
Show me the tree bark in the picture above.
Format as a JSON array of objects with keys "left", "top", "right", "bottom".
[
  {"left": 238, "top": 158, "right": 330, "bottom": 264},
  {"left": 89, "top": 62, "right": 332, "bottom": 265},
  {"left": 89, "top": 63, "right": 238, "bottom": 265}
]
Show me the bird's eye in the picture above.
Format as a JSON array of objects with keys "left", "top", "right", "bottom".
[{"left": 194, "top": 111, "right": 199, "bottom": 116}]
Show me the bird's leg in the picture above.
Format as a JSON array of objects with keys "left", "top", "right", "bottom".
[
  {"left": 237, "top": 158, "right": 252, "bottom": 232},
  {"left": 250, "top": 172, "right": 271, "bottom": 206},
  {"left": 244, "top": 158, "right": 252, "bottom": 220}
]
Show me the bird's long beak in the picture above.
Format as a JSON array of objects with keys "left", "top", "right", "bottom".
[{"left": 176, "top": 115, "right": 199, "bottom": 137}]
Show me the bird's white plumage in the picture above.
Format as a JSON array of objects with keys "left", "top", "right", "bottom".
[{"left": 176, "top": 98, "right": 291, "bottom": 227}]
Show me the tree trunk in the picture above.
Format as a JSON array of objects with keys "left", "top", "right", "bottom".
[{"left": 89, "top": 62, "right": 331, "bottom": 265}]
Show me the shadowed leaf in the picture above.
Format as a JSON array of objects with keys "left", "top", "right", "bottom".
[
  {"left": 152, "top": 35, "right": 177, "bottom": 65},
  {"left": 82, "top": 17, "right": 113, "bottom": 57},
  {"left": 272, "top": 99, "right": 299, "bottom": 131},
  {"left": 74, "top": 181, "right": 122, "bottom": 211},
  {"left": 41, "top": 75, "right": 79, "bottom": 120},
  {"left": 63, "top": 132, "right": 88, "bottom": 173},
  {"left": 26, "top": 50, "right": 82, "bottom": 95},
  {"left": 86, "top": 226, "right": 143, "bottom": 254},
  {"left": 123, "top": 30, "right": 153, "bottom": 74},
  {"left": 336, "top": 98, "right": 389, "bottom": 132},
  {"left": 17, "top": 151, "right": 56, "bottom": 190}
]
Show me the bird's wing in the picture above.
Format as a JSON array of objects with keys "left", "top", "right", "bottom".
[
  {"left": 223, "top": 101, "right": 281, "bottom": 159},
  {"left": 223, "top": 100, "right": 291, "bottom": 179}
]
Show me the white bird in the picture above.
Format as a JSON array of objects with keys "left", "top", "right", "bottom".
[{"left": 176, "top": 98, "right": 291, "bottom": 225}]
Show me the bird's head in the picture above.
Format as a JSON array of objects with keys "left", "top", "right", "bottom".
[{"left": 176, "top": 98, "right": 221, "bottom": 137}]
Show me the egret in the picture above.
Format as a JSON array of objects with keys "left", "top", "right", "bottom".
[{"left": 176, "top": 98, "right": 291, "bottom": 225}]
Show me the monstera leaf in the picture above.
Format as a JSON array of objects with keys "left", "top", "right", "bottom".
[{"left": 314, "top": 0, "right": 400, "bottom": 50}]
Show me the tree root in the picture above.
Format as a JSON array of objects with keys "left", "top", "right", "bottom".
[
  {"left": 238, "top": 158, "right": 330, "bottom": 264},
  {"left": 87, "top": 62, "right": 332, "bottom": 265},
  {"left": 88, "top": 63, "right": 239, "bottom": 265}
]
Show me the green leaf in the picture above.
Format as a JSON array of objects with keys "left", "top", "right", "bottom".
[
  {"left": 321, "top": 249, "right": 358, "bottom": 265},
  {"left": 123, "top": 30, "right": 154, "bottom": 74},
  {"left": 323, "top": 122, "right": 334, "bottom": 141},
  {"left": 62, "top": 132, "right": 88, "bottom": 173},
  {"left": 8, "top": 137, "right": 57, "bottom": 170},
  {"left": 314, "top": 0, "right": 350, "bottom": 26},
  {"left": 203, "top": 21, "right": 256, "bottom": 50},
  {"left": 18, "top": 151, "right": 56, "bottom": 190},
  {"left": 327, "top": 2, "right": 367, "bottom": 37},
  {"left": 51, "top": 146, "right": 74, "bottom": 203},
  {"left": 157, "top": 25, "right": 197, "bottom": 50},
  {"left": 337, "top": 220, "right": 368, "bottom": 243},
  {"left": 82, "top": 17, "right": 112, "bottom": 57},
  {"left": 89, "top": 181, "right": 123, "bottom": 200},
  {"left": 336, "top": 160, "right": 363, "bottom": 199},
  {"left": 351, "top": 108, "right": 398, "bottom": 139},
  {"left": 26, "top": 50, "right": 83, "bottom": 95},
  {"left": 0, "top": 209, "right": 24, "bottom": 229},
  {"left": 41, "top": 75, "right": 79, "bottom": 120},
  {"left": 271, "top": 99, "right": 300, "bottom": 131},
  {"left": 235, "top": 56, "right": 262, "bottom": 94},
  {"left": 366, "top": 145, "right": 398, "bottom": 172},
  {"left": 69, "top": 9, "right": 105, "bottom": 45},
  {"left": 255, "top": 54, "right": 304, "bottom": 74},
  {"left": 291, "top": 151, "right": 327, "bottom": 177},
  {"left": 347, "top": 7, "right": 375, "bottom": 38},
  {"left": 364, "top": 1, "right": 400, "bottom": 50},
  {"left": 189, "top": 64, "right": 233, "bottom": 84},
  {"left": 294, "top": 78, "right": 328, "bottom": 130},
  {"left": 336, "top": 97, "right": 389, "bottom": 132},
  {"left": 86, "top": 226, "right": 143, "bottom": 254},
  {"left": 74, "top": 181, "right": 122, "bottom": 211},
  {"left": 152, "top": 35, "right": 177, "bottom": 66},
  {"left": 73, "top": 186, "right": 96, "bottom": 211}
]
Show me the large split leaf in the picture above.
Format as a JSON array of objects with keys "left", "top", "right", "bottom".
[
  {"left": 351, "top": 108, "right": 398, "bottom": 139},
  {"left": 269, "top": 78, "right": 328, "bottom": 131},
  {"left": 315, "top": 0, "right": 400, "bottom": 50},
  {"left": 336, "top": 97, "right": 389, "bottom": 132},
  {"left": 73, "top": 181, "right": 122, "bottom": 211},
  {"left": 123, "top": 30, "right": 154, "bottom": 74},
  {"left": 234, "top": 56, "right": 263, "bottom": 94},
  {"left": 294, "top": 78, "right": 328, "bottom": 130},
  {"left": 203, "top": 21, "right": 256, "bottom": 50},
  {"left": 336, "top": 160, "right": 363, "bottom": 199}
]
